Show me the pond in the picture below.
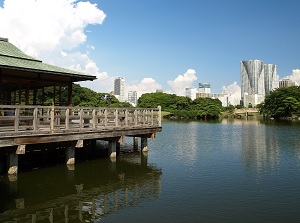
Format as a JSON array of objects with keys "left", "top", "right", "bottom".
[{"left": 1, "top": 118, "right": 300, "bottom": 222}]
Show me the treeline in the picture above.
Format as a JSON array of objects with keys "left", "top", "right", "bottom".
[
  {"left": 258, "top": 86, "right": 300, "bottom": 119},
  {"left": 138, "top": 92, "right": 223, "bottom": 119}
]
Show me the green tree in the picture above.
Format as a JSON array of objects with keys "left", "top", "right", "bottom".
[{"left": 259, "top": 86, "right": 300, "bottom": 118}]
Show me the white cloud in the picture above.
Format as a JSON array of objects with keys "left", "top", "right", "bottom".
[
  {"left": 167, "top": 69, "right": 198, "bottom": 96},
  {"left": 283, "top": 69, "right": 300, "bottom": 85},
  {"left": 0, "top": 0, "right": 106, "bottom": 56},
  {"left": 0, "top": 0, "right": 108, "bottom": 90},
  {"left": 126, "top": 78, "right": 162, "bottom": 98},
  {"left": 222, "top": 81, "right": 241, "bottom": 99}
]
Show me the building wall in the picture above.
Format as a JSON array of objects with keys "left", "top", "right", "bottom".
[
  {"left": 199, "top": 83, "right": 211, "bottom": 94},
  {"left": 243, "top": 93, "right": 265, "bottom": 107},
  {"left": 185, "top": 88, "right": 197, "bottom": 100},
  {"left": 279, "top": 79, "right": 295, "bottom": 88},
  {"left": 128, "top": 91, "right": 137, "bottom": 106}
]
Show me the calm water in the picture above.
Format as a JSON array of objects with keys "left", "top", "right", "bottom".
[{"left": 1, "top": 118, "right": 300, "bottom": 222}]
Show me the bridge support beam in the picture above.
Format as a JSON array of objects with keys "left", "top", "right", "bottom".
[
  {"left": 109, "top": 141, "right": 117, "bottom": 158},
  {"left": 133, "top": 137, "right": 138, "bottom": 151},
  {"left": 66, "top": 146, "right": 75, "bottom": 165},
  {"left": 8, "top": 153, "right": 18, "bottom": 175},
  {"left": 141, "top": 137, "right": 148, "bottom": 152}
]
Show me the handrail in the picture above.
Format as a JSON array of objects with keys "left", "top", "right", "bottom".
[{"left": 0, "top": 105, "right": 161, "bottom": 134}]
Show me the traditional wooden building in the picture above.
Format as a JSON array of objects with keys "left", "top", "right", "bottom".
[
  {"left": 0, "top": 37, "right": 96, "bottom": 106},
  {"left": 0, "top": 38, "right": 162, "bottom": 175}
]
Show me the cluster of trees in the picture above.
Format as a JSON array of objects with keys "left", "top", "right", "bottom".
[
  {"left": 258, "top": 86, "right": 300, "bottom": 119},
  {"left": 138, "top": 92, "right": 223, "bottom": 119}
]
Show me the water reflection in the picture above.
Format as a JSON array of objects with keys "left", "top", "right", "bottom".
[
  {"left": 242, "top": 123, "right": 280, "bottom": 174},
  {"left": 0, "top": 153, "right": 162, "bottom": 222}
]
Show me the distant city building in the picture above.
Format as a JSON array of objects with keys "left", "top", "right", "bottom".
[
  {"left": 185, "top": 88, "right": 197, "bottom": 100},
  {"left": 128, "top": 91, "right": 137, "bottom": 106},
  {"left": 199, "top": 83, "right": 211, "bottom": 94},
  {"left": 279, "top": 79, "right": 295, "bottom": 88},
  {"left": 114, "top": 77, "right": 125, "bottom": 102},
  {"left": 264, "top": 64, "right": 279, "bottom": 95},
  {"left": 240, "top": 60, "right": 279, "bottom": 107},
  {"left": 196, "top": 93, "right": 221, "bottom": 99},
  {"left": 156, "top": 89, "right": 163, "bottom": 93}
]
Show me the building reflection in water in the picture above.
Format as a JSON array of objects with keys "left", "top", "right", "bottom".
[
  {"left": 0, "top": 153, "right": 162, "bottom": 223},
  {"left": 239, "top": 119, "right": 280, "bottom": 175}
]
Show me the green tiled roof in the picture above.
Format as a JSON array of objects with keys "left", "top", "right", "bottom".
[{"left": 0, "top": 38, "right": 96, "bottom": 81}]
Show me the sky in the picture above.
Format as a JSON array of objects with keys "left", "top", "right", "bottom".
[{"left": 1, "top": 0, "right": 300, "bottom": 98}]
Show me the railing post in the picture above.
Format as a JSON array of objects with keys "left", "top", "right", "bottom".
[
  {"left": 33, "top": 107, "right": 38, "bottom": 132},
  {"left": 158, "top": 106, "right": 161, "bottom": 126},
  {"left": 50, "top": 106, "right": 55, "bottom": 131},
  {"left": 143, "top": 109, "right": 146, "bottom": 125},
  {"left": 92, "top": 109, "right": 96, "bottom": 129},
  {"left": 79, "top": 109, "right": 83, "bottom": 130},
  {"left": 151, "top": 109, "right": 154, "bottom": 126},
  {"left": 135, "top": 109, "right": 138, "bottom": 126},
  {"left": 125, "top": 109, "right": 128, "bottom": 126},
  {"left": 66, "top": 108, "right": 70, "bottom": 130},
  {"left": 14, "top": 107, "right": 20, "bottom": 132},
  {"left": 115, "top": 108, "right": 119, "bottom": 127},
  {"left": 104, "top": 109, "right": 108, "bottom": 128}
]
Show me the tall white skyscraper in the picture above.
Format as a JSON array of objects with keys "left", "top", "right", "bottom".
[
  {"left": 240, "top": 60, "right": 262, "bottom": 106},
  {"left": 241, "top": 60, "right": 279, "bottom": 106},
  {"left": 241, "top": 60, "right": 265, "bottom": 96},
  {"left": 114, "top": 77, "right": 125, "bottom": 102},
  {"left": 264, "top": 64, "right": 279, "bottom": 95}
]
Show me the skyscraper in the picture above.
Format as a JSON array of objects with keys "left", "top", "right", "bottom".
[
  {"left": 264, "top": 64, "right": 279, "bottom": 95},
  {"left": 114, "top": 77, "right": 125, "bottom": 102},
  {"left": 241, "top": 60, "right": 265, "bottom": 96},
  {"left": 241, "top": 60, "right": 279, "bottom": 106},
  {"left": 241, "top": 60, "right": 262, "bottom": 106}
]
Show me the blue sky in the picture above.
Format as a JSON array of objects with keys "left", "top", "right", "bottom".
[{"left": 1, "top": 0, "right": 300, "bottom": 96}]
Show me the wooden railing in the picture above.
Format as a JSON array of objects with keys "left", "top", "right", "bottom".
[{"left": 0, "top": 105, "right": 161, "bottom": 134}]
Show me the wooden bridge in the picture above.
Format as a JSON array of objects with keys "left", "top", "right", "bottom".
[
  {"left": 0, "top": 105, "right": 162, "bottom": 175},
  {"left": 234, "top": 108, "right": 260, "bottom": 117}
]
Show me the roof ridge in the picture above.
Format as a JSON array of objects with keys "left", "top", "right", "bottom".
[
  {"left": 0, "top": 53, "right": 42, "bottom": 62},
  {"left": 0, "top": 37, "right": 9, "bottom": 42}
]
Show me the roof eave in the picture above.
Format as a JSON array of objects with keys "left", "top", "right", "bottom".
[{"left": 0, "top": 65, "right": 97, "bottom": 82}]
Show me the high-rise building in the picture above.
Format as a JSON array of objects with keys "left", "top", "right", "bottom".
[
  {"left": 264, "top": 64, "right": 279, "bottom": 95},
  {"left": 241, "top": 60, "right": 265, "bottom": 97},
  {"left": 240, "top": 60, "right": 264, "bottom": 107},
  {"left": 128, "top": 91, "right": 137, "bottom": 106},
  {"left": 199, "top": 83, "right": 211, "bottom": 94},
  {"left": 241, "top": 60, "right": 278, "bottom": 106},
  {"left": 114, "top": 77, "right": 125, "bottom": 102}
]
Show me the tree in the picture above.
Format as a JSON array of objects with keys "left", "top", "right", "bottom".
[{"left": 259, "top": 86, "right": 300, "bottom": 118}]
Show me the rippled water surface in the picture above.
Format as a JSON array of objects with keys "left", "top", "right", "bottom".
[{"left": 1, "top": 119, "right": 300, "bottom": 222}]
